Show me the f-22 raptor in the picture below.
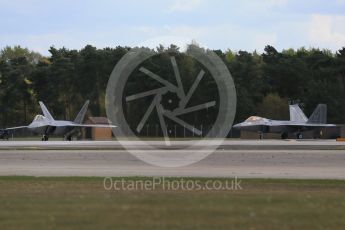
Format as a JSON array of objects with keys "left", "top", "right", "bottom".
[
  {"left": 6, "top": 101, "right": 116, "bottom": 141},
  {"left": 233, "top": 104, "right": 336, "bottom": 139}
]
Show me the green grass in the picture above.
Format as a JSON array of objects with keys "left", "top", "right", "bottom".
[{"left": 0, "top": 177, "right": 344, "bottom": 229}]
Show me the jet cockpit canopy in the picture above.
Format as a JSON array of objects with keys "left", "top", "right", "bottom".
[
  {"left": 245, "top": 116, "right": 269, "bottom": 123},
  {"left": 33, "top": 115, "right": 46, "bottom": 122}
]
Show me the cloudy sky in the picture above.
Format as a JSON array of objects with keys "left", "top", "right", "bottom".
[{"left": 1, "top": 0, "right": 345, "bottom": 55}]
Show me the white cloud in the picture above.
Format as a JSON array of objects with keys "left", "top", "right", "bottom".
[
  {"left": 169, "top": 0, "right": 203, "bottom": 12},
  {"left": 236, "top": 0, "right": 288, "bottom": 12},
  {"left": 131, "top": 24, "right": 278, "bottom": 52},
  {"left": 309, "top": 14, "right": 345, "bottom": 49},
  {"left": 135, "top": 26, "right": 157, "bottom": 34},
  {"left": 0, "top": 33, "right": 72, "bottom": 55},
  {"left": 336, "top": 0, "right": 345, "bottom": 5},
  {"left": 264, "top": 0, "right": 288, "bottom": 6},
  {"left": 5, "top": 9, "right": 345, "bottom": 56}
]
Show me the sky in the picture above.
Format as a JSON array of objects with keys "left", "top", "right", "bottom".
[{"left": 0, "top": 0, "right": 345, "bottom": 55}]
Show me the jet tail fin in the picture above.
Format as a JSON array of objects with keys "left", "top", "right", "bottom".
[
  {"left": 289, "top": 104, "right": 307, "bottom": 122},
  {"left": 74, "top": 100, "right": 89, "bottom": 124},
  {"left": 39, "top": 101, "right": 54, "bottom": 121},
  {"left": 307, "top": 104, "right": 327, "bottom": 124}
]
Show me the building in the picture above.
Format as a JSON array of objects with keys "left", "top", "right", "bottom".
[{"left": 83, "top": 117, "right": 113, "bottom": 140}]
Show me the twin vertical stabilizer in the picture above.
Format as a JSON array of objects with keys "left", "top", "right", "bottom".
[
  {"left": 39, "top": 100, "right": 90, "bottom": 124},
  {"left": 39, "top": 101, "right": 54, "bottom": 121},
  {"left": 289, "top": 104, "right": 307, "bottom": 122},
  {"left": 289, "top": 103, "right": 327, "bottom": 124},
  {"left": 307, "top": 104, "right": 327, "bottom": 124}
]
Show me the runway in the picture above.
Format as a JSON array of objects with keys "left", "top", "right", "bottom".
[
  {"left": 0, "top": 140, "right": 345, "bottom": 179},
  {"left": 1, "top": 139, "right": 345, "bottom": 150}
]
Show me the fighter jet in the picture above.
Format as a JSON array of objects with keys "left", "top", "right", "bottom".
[
  {"left": 6, "top": 101, "right": 116, "bottom": 141},
  {"left": 233, "top": 104, "right": 336, "bottom": 139}
]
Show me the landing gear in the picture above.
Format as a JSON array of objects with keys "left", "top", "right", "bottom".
[
  {"left": 296, "top": 133, "right": 303, "bottom": 139},
  {"left": 63, "top": 135, "right": 72, "bottom": 141},
  {"left": 258, "top": 131, "right": 264, "bottom": 140},
  {"left": 281, "top": 132, "right": 288, "bottom": 139},
  {"left": 41, "top": 135, "right": 49, "bottom": 141}
]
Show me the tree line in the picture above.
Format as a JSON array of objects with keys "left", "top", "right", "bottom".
[{"left": 0, "top": 44, "right": 345, "bottom": 129}]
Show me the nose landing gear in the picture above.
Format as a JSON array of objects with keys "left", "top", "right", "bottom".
[
  {"left": 41, "top": 135, "right": 49, "bottom": 141},
  {"left": 296, "top": 133, "right": 303, "bottom": 139}
]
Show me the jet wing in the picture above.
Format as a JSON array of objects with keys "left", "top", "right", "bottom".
[
  {"left": 266, "top": 123, "right": 336, "bottom": 127},
  {"left": 65, "top": 124, "right": 117, "bottom": 128},
  {"left": 5, "top": 126, "right": 28, "bottom": 130}
]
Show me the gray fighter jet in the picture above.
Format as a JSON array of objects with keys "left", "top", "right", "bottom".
[
  {"left": 233, "top": 104, "right": 336, "bottom": 139},
  {"left": 6, "top": 101, "right": 116, "bottom": 141}
]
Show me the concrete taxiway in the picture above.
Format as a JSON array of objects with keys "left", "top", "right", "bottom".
[{"left": 0, "top": 140, "right": 345, "bottom": 179}]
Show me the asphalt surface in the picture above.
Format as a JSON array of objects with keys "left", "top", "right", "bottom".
[{"left": 0, "top": 140, "right": 345, "bottom": 179}]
